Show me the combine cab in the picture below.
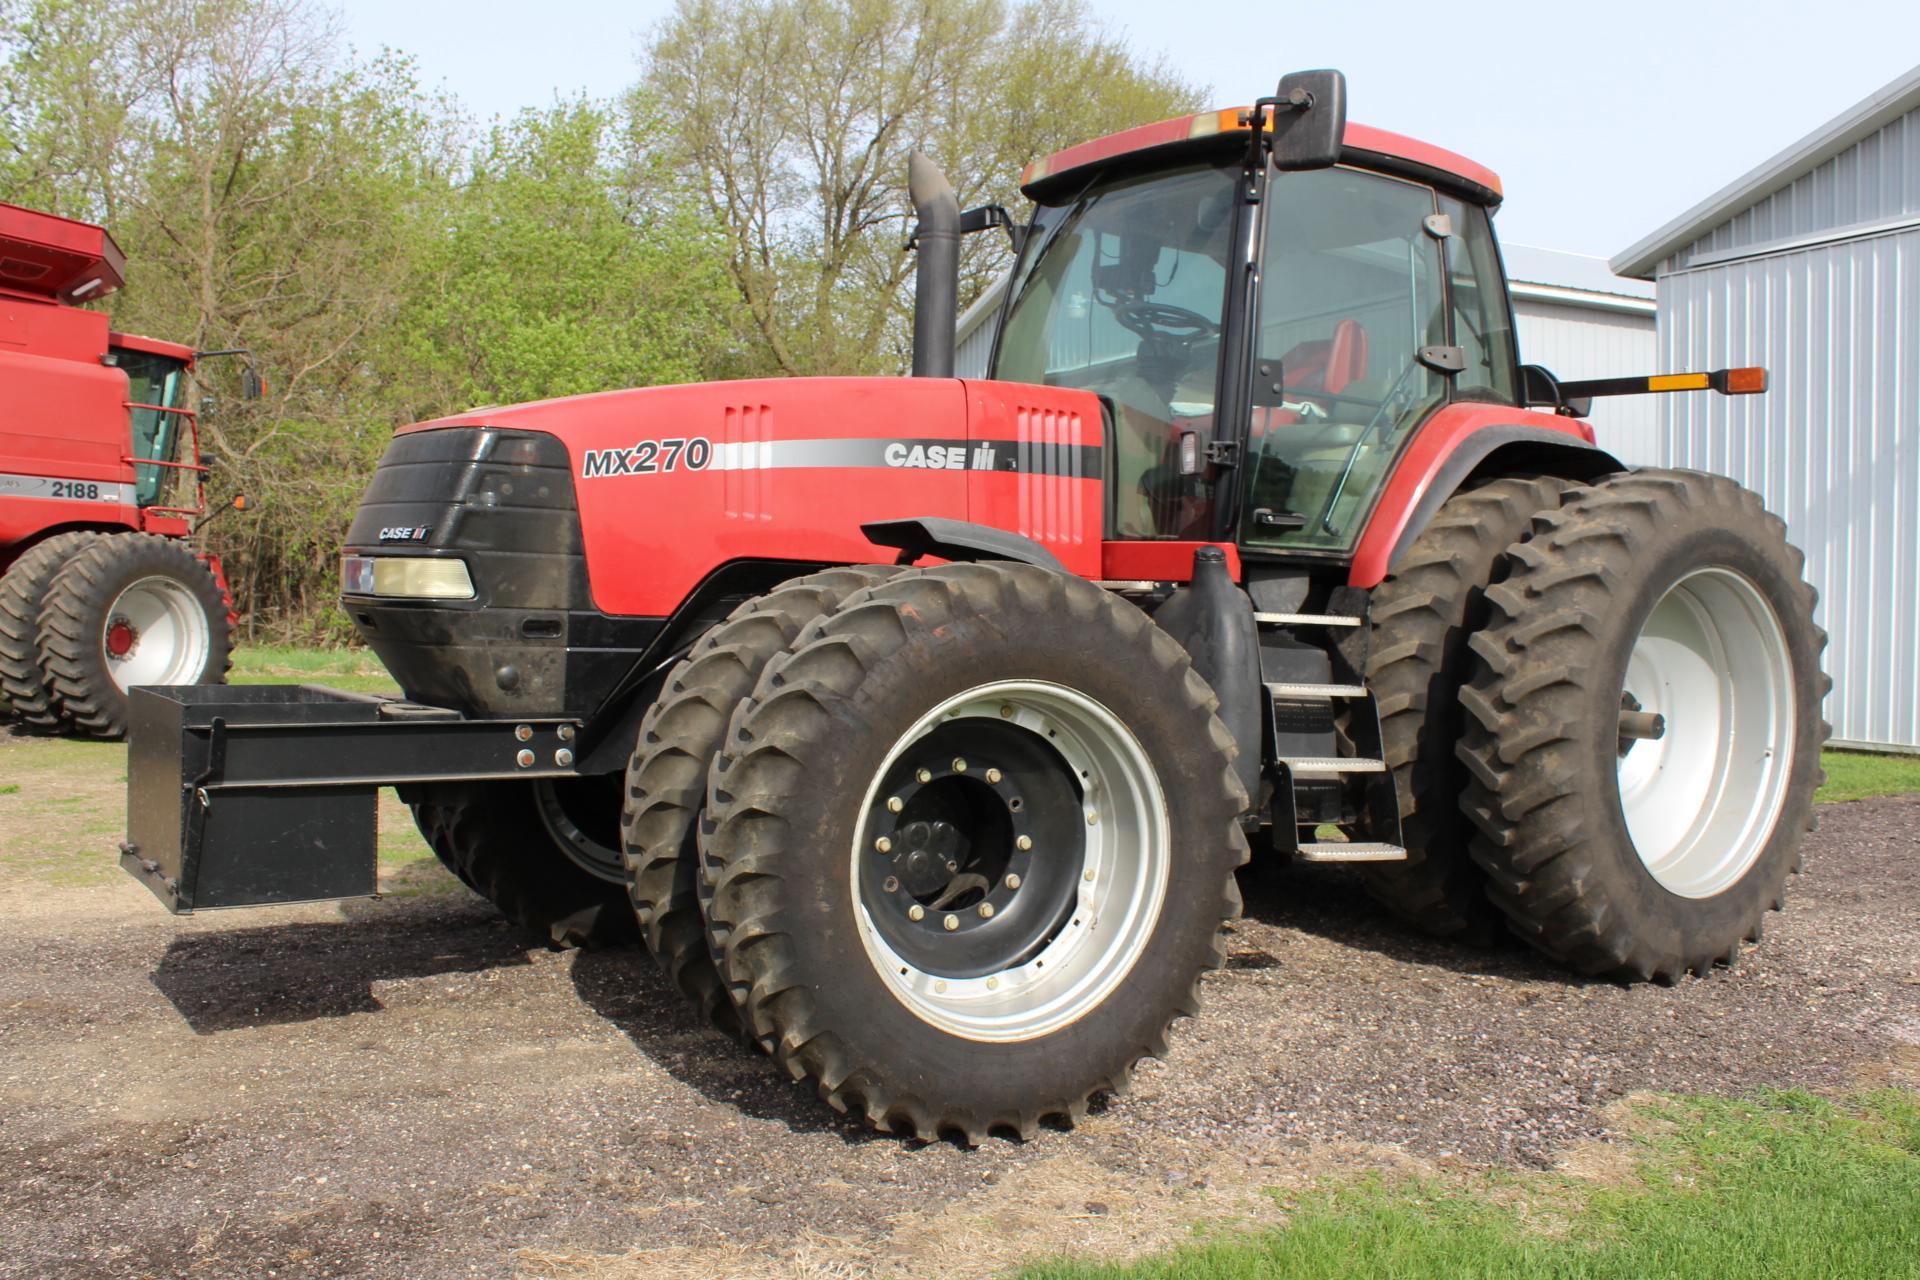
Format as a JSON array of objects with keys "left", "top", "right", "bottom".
[
  {"left": 120, "top": 71, "right": 1826, "bottom": 1143},
  {"left": 0, "top": 201, "right": 253, "bottom": 738}
]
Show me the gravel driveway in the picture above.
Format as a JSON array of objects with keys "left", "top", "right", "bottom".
[{"left": 2, "top": 785, "right": 1915, "bottom": 1279}]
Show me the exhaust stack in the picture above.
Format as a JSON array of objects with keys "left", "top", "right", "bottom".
[{"left": 908, "top": 151, "right": 959, "bottom": 378}]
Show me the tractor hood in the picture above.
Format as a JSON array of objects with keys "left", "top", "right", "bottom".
[{"left": 388, "top": 375, "right": 1105, "bottom": 618}]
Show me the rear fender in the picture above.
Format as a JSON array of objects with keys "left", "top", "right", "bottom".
[{"left": 1350, "top": 405, "right": 1622, "bottom": 588}]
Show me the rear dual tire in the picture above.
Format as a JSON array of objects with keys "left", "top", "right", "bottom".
[{"left": 1457, "top": 470, "right": 1827, "bottom": 981}]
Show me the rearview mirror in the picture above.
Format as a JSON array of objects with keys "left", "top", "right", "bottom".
[
  {"left": 1270, "top": 69, "right": 1347, "bottom": 171},
  {"left": 240, "top": 366, "right": 264, "bottom": 400}
]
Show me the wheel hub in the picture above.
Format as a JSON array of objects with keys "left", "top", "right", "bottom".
[
  {"left": 859, "top": 720, "right": 1084, "bottom": 980},
  {"left": 105, "top": 618, "right": 139, "bottom": 659}
]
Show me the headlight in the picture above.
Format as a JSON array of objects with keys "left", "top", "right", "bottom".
[{"left": 341, "top": 554, "right": 475, "bottom": 600}]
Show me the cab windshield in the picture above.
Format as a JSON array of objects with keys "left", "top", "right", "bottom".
[
  {"left": 114, "top": 348, "right": 190, "bottom": 506},
  {"left": 993, "top": 162, "right": 1237, "bottom": 539}
]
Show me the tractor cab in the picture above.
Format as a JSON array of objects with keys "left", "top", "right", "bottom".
[{"left": 993, "top": 91, "right": 1519, "bottom": 560}]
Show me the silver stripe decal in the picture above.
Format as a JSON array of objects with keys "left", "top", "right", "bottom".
[
  {"left": 581, "top": 436, "right": 1101, "bottom": 479},
  {"left": 0, "top": 472, "right": 134, "bottom": 504}
]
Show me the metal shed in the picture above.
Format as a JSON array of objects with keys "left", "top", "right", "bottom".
[{"left": 1613, "top": 63, "right": 1920, "bottom": 753}]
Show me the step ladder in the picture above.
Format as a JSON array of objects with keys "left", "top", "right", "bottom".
[{"left": 1261, "top": 655, "right": 1406, "bottom": 864}]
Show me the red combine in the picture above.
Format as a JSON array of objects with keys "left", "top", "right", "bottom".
[
  {"left": 0, "top": 200, "right": 248, "bottom": 738},
  {"left": 121, "top": 72, "right": 1826, "bottom": 1144}
]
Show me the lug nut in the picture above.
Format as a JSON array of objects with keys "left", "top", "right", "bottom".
[
  {"left": 554, "top": 748, "right": 574, "bottom": 767},
  {"left": 875, "top": 836, "right": 892, "bottom": 853},
  {"left": 943, "top": 914, "right": 959, "bottom": 931},
  {"left": 986, "top": 977, "right": 999, "bottom": 990},
  {"left": 978, "top": 902, "right": 994, "bottom": 919},
  {"left": 908, "top": 904, "right": 926, "bottom": 922},
  {"left": 935, "top": 980, "right": 948, "bottom": 994},
  {"left": 1087, "top": 810, "right": 1099, "bottom": 825},
  {"left": 985, "top": 768, "right": 1002, "bottom": 784},
  {"left": 952, "top": 757, "right": 967, "bottom": 773},
  {"left": 887, "top": 796, "right": 903, "bottom": 813},
  {"left": 946, "top": 859, "right": 958, "bottom": 872},
  {"left": 1005, "top": 873, "right": 1021, "bottom": 890},
  {"left": 883, "top": 875, "right": 900, "bottom": 893},
  {"left": 1015, "top": 835, "right": 1033, "bottom": 851},
  {"left": 917, "top": 768, "right": 932, "bottom": 783},
  {"left": 514, "top": 724, "right": 533, "bottom": 742},
  {"left": 515, "top": 749, "right": 535, "bottom": 768},
  {"left": 1084, "top": 868, "right": 1096, "bottom": 881},
  {"left": 557, "top": 724, "right": 576, "bottom": 742},
  {"left": 999, "top": 704, "right": 1014, "bottom": 719}
]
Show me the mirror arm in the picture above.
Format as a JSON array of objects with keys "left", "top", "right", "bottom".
[{"left": 957, "top": 205, "right": 1026, "bottom": 254}]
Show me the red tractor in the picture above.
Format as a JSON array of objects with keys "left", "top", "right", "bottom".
[
  {"left": 122, "top": 72, "right": 1825, "bottom": 1144},
  {"left": 0, "top": 200, "right": 247, "bottom": 738}
]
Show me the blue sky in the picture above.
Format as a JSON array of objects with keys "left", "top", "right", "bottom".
[{"left": 335, "top": 0, "right": 1918, "bottom": 261}]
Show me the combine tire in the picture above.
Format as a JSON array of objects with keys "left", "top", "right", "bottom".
[
  {"left": 621, "top": 566, "right": 899, "bottom": 1037},
  {"left": 410, "top": 780, "right": 639, "bottom": 948},
  {"left": 702, "top": 563, "right": 1248, "bottom": 1142},
  {"left": 0, "top": 532, "right": 104, "bottom": 729},
  {"left": 1458, "top": 470, "right": 1827, "bottom": 980},
  {"left": 1360, "top": 476, "right": 1569, "bottom": 942},
  {"left": 36, "top": 533, "right": 232, "bottom": 738}
]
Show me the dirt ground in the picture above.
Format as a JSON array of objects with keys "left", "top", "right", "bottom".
[{"left": 2, "top": 728, "right": 1916, "bottom": 1280}]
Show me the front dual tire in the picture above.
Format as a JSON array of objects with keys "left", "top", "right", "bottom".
[{"left": 699, "top": 564, "right": 1248, "bottom": 1142}]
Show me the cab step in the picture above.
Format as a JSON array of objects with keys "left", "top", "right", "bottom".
[
  {"left": 1266, "top": 682, "right": 1369, "bottom": 699},
  {"left": 1253, "top": 612, "right": 1363, "bottom": 627},
  {"left": 1279, "top": 756, "right": 1388, "bottom": 775},
  {"left": 1296, "top": 842, "right": 1407, "bottom": 863}
]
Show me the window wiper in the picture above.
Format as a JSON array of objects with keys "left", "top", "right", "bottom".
[{"left": 1005, "top": 172, "right": 1104, "bottom": 317}]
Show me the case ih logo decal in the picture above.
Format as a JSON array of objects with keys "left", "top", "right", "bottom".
[
  {"left": 378, "top": 525, "right": 432, "bottom": 543},
  {"left": 580, "top": 437, "right": 1099, "bottom": 480}
]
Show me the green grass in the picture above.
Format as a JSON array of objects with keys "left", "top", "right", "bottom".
[
  {"left": 1021, "top": 1090, "right": 1920, "bottom": 1280},
  {"left": 1816, "top": 749, "right": 1920, "bottom": 803},
  {"left": 228, "top": 644, "right": 400, "bottom": 696}
]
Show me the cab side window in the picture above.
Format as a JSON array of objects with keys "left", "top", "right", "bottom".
[{"left": 1439, "top": 196, "right": 1519, "bottom": 403}]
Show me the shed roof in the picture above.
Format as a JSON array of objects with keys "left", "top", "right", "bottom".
[{"left": 1610, "top": 62, "right": 1920, "bottom": 280}]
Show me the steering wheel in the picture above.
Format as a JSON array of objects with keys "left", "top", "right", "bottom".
[{"left": 1114, "top": 300, "right": 1219, "bottom": 343}]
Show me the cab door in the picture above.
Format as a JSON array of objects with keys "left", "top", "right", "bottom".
[{"left": 1237, "top": 166, "right": 1450, "bottom": 551}]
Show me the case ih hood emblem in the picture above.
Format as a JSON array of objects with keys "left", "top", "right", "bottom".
[
  {"left": 579, "top": 436, "right": 1098, "bottom": 479},
  {"left": 378, "top": 525, "right": 431, "bottom": 543}
]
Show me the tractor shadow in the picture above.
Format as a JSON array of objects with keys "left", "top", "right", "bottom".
[
  {"left": 1229, "top": 854, "right": 1602, "bottom": 987},
  {"left": 149, "top": 899, "right": 536, "bottom": 1033},
  {"left": 566, "top": 948, "right": 913, "bottom": 1146}
]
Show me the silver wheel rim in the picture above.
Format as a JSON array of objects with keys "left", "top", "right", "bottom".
[
  {"left": 1617, "top": 567, "right": 1795, "bottom": 899},
  {"left": 850, "top": 680, "right": 1171, "bottom": 1043},
  {"left": 104, "top": 576, "right": 212, "bottom": 692}
]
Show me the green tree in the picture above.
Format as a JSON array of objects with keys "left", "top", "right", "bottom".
[
  {"left": 636, "top": 0, "right": 1203, "bottom": 377},
  {"left": 379, "top": 99, "right": 739, "bottom": 427}
]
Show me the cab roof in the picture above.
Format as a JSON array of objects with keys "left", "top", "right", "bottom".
[{"left": 1022, "top": 108, "right": 1503, "bottom": 208}]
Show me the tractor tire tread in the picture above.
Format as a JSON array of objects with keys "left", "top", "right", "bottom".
[
  {"left": 1359, "top": 475, "right": 1572, "bottom": 942},
  {"left": 0, "top": 532, "right": 105, "bottom": 729}
]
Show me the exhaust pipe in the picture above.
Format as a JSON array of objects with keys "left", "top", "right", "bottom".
[{"left": 908, "top": 151, "right": 959, "bottom": 378}]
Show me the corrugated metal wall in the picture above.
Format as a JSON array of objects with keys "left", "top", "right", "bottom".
[
  {"left": 1656, "top": 226, "right": 1920, "bottom": 751},
  {"left": 955, "top": 308, "right": 996, "bottom": 380},
  {"left": 1512, "top": 299, "right": 1659, "bottom": 464},
  {"left": 1665, "top": 106, "right": 1920, "bottom": 268}
]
